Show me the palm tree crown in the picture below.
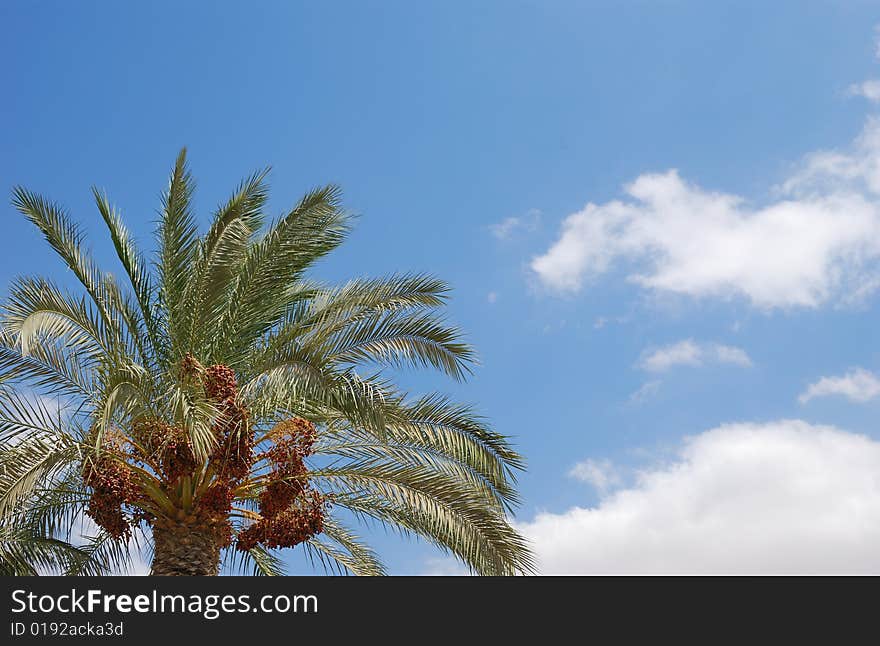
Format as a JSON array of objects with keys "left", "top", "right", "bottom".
[{"left": 0, "top": 149, "right": 533, "bottom": 575}]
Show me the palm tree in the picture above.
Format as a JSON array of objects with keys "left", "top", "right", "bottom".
[{"left": 0, "top": 149, "right": 533, "bottom": 576}]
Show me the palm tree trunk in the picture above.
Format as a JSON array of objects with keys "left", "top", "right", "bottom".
[{"left": 150, "top": 520, "right": 220, "bottom": 576}]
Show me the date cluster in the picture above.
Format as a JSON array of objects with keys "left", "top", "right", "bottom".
[{"left": 80, "top": 353, "right": 325, "bottom": 551}]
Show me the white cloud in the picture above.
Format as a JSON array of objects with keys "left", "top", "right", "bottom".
[
  {"left": 848, "top": 80, "right": 880, "bottom": 102},
  {"left": 420, "top": 557, "right": 471, "bottom": 576},
  {"left": 780, "top": 116, "right": 880, "bottom": 196},
  {"left": 568, "top": 459, "right": 622, "bottom": 494},
  {"left": 531, "top": 117, "right": 880, "bottom": 308},
  {"left": 639, "top": 339, "right": 752, "bottom": 372},
  {"left": 518, "top": 420, "right": 880, "bottom": 574},
  {"left": 713, "top": 344, "right": 753, "bottom": 367},
  {"left": 490, "top": 209, "right": 541, "bottom": 239},
  {"left": 593, "top": 315, "right": 629, "bottom": 329},
  {"left": 628, "top": 380, "right": 662, "bottom": 405},
  {"left": 799, "top": 367, "right": 880, "bottom": 404},
  {"left": 640, "top": 340, "right": 702, "bottom": 371},
  {"left": 487, "top": 291, "right": 498, "bottom": 304}
]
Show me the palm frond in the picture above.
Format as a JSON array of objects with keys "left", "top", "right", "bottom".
[
  {"left": 224, "top": 544, "right": 287, "bottom": 576},
  {"left": 301, "top": 515, "right": 386, "bottom": 576},
  {"left": 183, "top": 169, "right": 270, "bottom": 358},
  {"left": 287, "top": 273, "right": 451, "bottom": 335},
  {"left": 0, "top": 435, "right": 78, "bottom": 519},
  {"left": 391, "top": 393, "right": 525, "bottom": 476},
  {"left": 218, "top": 185, "right": 349, "bottom": 366},
  {"left": 315, "top": 459, "right": 533, "bottom": 575},
  {"left": 12, "top": 188, "right": 146, "bottom": 363},
  {"left": 93, "top": 188, "right": 159, "bottom": 362},
  {"left": 242, "top": 358, "right": 392, "bottom": 440},
  {"left": 67, "top": 528, "right": 142, "bottom": 576},
  {"left": 325, "top": 310, "right": 476, "bottom": 380},
  {"left": 157, "top": 148, "right": 199, "bottom": 364},
  {"left": 0, "top": 521, "right": 90, "bottom": 576},
  {"left": 12, "top": 187, "right": 104, "bottom": 312},
  {"left": 318, "top": 434, "right": 508, "bottom": 513},
  {"left": 0, "top": 328, "right": 94, "bottom": 398},
  {"left": 4, "top": 276, "right": 125, "bottom": 362}
]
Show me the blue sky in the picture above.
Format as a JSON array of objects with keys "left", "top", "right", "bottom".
[{"left": 4, "top": 1, "right": 880, "bottom": 574}]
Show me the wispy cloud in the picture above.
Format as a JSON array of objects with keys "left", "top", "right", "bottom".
[
  {"left": 568, "top": 458, "right": 622, "bottom": 494},
  {"left": 639, "top": 340, "right": 752, "bottom": 372},
  {"left": 628, "top": 380, "right": 662, "bottom": 405},
  {"left": 847, "top": 25, "right": 880, "bottom": 101},
  {"left": 593, "top": 314, "right": 629, "bottom": 330},
  {"left": 799, "top": 367, "right": 880, "bottom": 404},
  {"left": 713, "top": 344, "right": 753, "bottom": 367},
  {"left": 420, "top": 557, "right": 471, "bottom": 576},
  {"left": 490, "top": 209, "right": 541, "bottom": 240},
  {"left": 848, "top": 80, "right": 880, "bottom": 102}
]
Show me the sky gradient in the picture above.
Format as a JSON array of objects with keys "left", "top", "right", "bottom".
[{"left": 4, "top": 1, "right": 880, "bottom": 574}]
